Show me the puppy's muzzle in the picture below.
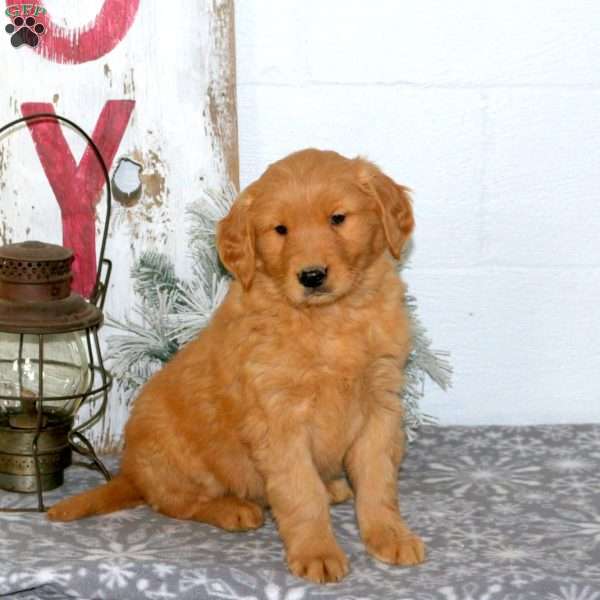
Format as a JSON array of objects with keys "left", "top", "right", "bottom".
[{"left": 298, "top": 266, "right": 328, "bottom": 289}]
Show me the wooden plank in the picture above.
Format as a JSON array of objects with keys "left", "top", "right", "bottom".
[{"left": 0, "top": 0, "right": 239, "bottom": 450}]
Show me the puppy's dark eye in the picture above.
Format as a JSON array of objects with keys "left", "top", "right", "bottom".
[
  {"left": 274, "top": 224, "right": 288, "bottom": 235},
  {"left": 330, "top": 213, "right": 346, "bottom": 226}
]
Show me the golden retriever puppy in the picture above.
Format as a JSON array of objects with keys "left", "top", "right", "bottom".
[{"left": 48, "top": 149, "right": 425, "bottom": 583}]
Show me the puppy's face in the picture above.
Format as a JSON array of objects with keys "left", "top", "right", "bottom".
[
  {"left": 251, "top": 178, "right": 381, "bottom": 306},
  {"left": 218, "top": 150, "right": 414, "bottom": 306}
]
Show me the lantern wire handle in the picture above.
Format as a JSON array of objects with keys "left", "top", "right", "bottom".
[{"left": 0, "top": 113, "right": 112, "bottom": 305}]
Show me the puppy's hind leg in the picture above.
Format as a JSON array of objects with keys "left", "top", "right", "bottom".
[
  {"left": 153, "top": 490, "right": 264, "bottom": 531},
  {"left": 189, "top": 496, "right": 265, "bottom": 531},
  {"left": 139, "top": 463, "right": 264, "bottom": 531}
]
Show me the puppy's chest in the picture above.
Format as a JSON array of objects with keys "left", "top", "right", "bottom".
[
  {"left": 286, "top": 316, "right": 375, "bottom": 377},
  {"left": 252, "top": 304, "right": 403, "bottom": 412},
  {"left": 240, "top": 303, "right": 406, "bottom": 475},
  {"left": 299, "top": 304, "right": 403, "bottom": 369},
  {"left": 250, "top": 298, "right": 405, "bottom": 384},
  {"left": 269, "top": 327, "right": 367, "bottom": 475}
]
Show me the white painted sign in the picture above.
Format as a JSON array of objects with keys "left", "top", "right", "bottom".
[{"left": 0, "top": 0, "right": 238, "bottom": 449}]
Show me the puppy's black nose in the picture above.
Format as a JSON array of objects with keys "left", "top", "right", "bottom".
[{"left": 298, "top": 266, "right": 328, "bottom": 288}]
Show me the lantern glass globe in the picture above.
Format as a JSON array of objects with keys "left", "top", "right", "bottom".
[{"left": 0, "top": 333, "right": 91, "bottom": 421}]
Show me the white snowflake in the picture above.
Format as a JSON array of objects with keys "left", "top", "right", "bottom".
[
  {"left": 547, "top": 584, "right": 600, "bottom": 600},
  {"left": 546, "top": 454, "right": 596, "bottom": 474},
  {"left": 541, "top": 426, "right": 579, "bottom": 442},
  {"left": 438, "top": 581, "right": 503, "bottom": 600},
  {"left": 550, "top": 476, "right": 600, "bottom": 498},
  {"left": 143, "top": 581, "right": 179, "bottom": 599},
  {"left": 19, "top": 565, "right": 72, "bottom": 587},
  {"left": 577, "top": 427, "right": 600, "bottom": 449},
  {"left": 152, "top": 563, "right": 177, "bottom": 577},
  {"left": 513, "top": 488, "right": 555, "bottom": 508},
  {"left": 493, "top": 432, "right": 549, "bottom": 457},
  {"left": 179, "top": 568, "right": 207, "bottom": 593},
  {"left": 82, "top": 536, "right": 191, "bottom": 563},
  {"left": 98, "top": 560, "right": 136, "bottom": 589},
  {"left": 555, "top": 508, "right": 600, "bottom": 548},
  {"left": 482, "top": 543, "right": 536, "bottom": 565},
  {"left": 441, "top": 523, "right": 506, "bottom": 551},
  {"left": 218, "top": 537, "right": 284, "bottom": 566},
  {"left": 265, "top": 581, "right": 306, "bottom": 600},
  {"left": 425, "top": 455, "right": 541, "bottom": 496}
]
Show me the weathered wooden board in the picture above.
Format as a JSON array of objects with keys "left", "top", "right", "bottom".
[{"left": 0, "top": 0, "right": 238, "bottom": 450}]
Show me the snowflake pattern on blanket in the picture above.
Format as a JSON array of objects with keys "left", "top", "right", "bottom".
[{"left": 2, "top": 424, "right": 600, "bottom": 599}]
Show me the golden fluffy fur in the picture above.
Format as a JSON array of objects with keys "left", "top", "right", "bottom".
[{"left": 48, "top": 149, "right": 425, "bottom": 583}]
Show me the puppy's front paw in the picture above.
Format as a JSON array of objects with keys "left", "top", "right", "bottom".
[
  {"left": 364, "top": 522, "right": 425, "bottom": 566},
  {"left": 288, "top": 544, "right": 349, "bottom": 583}
]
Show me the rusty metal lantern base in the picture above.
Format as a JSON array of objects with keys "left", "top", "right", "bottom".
[{"left": 0, "top": 418, "right": 72, "bottom": 492}]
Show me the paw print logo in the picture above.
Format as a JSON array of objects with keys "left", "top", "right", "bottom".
[{"left": 5, "top": 15, "right": 46, "bottom": 48}]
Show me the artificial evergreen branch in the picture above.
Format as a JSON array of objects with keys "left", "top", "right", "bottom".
[
  {"left": 403, "top": 294, "right": 452, "bottom": 439},
  {"left": 131, "top": 251, "right": 185, "bottom": 309},
  {"left": 107, "top": 289, "right": 181, "bottom": 389}
]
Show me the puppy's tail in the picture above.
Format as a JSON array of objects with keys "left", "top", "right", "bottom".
[{"left": 47, "top": 474, "right": 143, "bottom": 521}]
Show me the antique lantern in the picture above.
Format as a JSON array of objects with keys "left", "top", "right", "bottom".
[{"left": 0, "top": 114, "right": 112, "bottom": 511}]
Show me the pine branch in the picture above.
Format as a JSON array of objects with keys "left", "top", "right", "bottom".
[
  {"left": 187, "top": 183, "right": 235, "bottom": 249},
  {"left": 405, "top": 294, "right": 453, "bottom": 392},
  {"left": 402, "top": 293, "right": 453, "bottom": 437},
  {"left": 169, "top": 273, "right": 231, "bottom": 346},
  {"left": 131, "top": 251, "right": 185, "bottom": 309},
  {"left": 107, "top": 289, "right": 181, "bottom": 391}
]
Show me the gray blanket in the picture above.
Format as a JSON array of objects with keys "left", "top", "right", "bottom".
[{"left": 2, "top": 424, "right": 600, "bottom": 599}]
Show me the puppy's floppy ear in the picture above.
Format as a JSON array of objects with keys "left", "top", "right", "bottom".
[
  {"left": 355, "top": 159, "right": 414, "bottom": 259},
  {"left": 217, "top": 190, "right": 255, "bottom": 288}
]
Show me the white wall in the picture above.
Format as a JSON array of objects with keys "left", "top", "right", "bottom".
[{"left": 235, "top": 1, "right": 600, "bottom": 425}]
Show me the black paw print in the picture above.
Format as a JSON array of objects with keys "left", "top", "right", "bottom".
[{"left": 5, "top": 16, "right": 46, "bottom": 48}]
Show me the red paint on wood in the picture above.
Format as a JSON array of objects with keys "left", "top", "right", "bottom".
[
  {"left": 21, "top": 101, "right": 135, "bottom": 297},
  {"left": 5, "top": 0, "right": 140, "bottom": 64}
]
